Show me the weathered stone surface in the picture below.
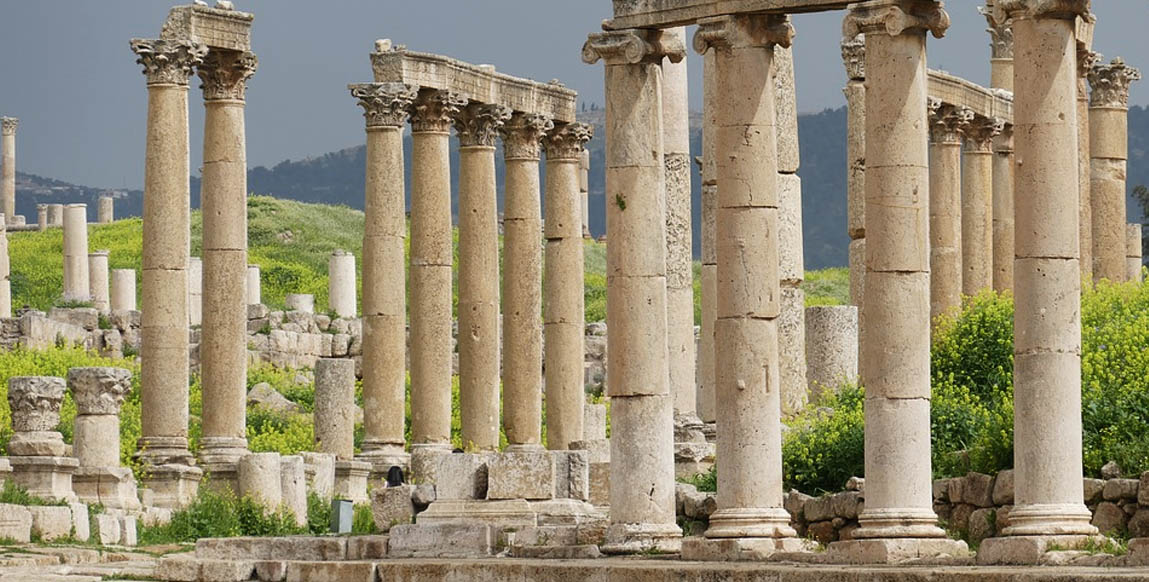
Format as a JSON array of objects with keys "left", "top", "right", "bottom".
[
  {"left": 27, "top": 505, "right": 72, "bottom": 542},
  {"left": 804, "top": 495, "right": 834, "bottom": 523},
  {"left": 1138, "top": 472, "right": 1149, "bottom": 506},
  {"left": 195, "top": 536, "right": 348, "bottom": 561},
  {"left": 1101, "top": 460, "right": 1123, "bottom": 479},
  {"left": 0, "top": 504, "right": 32, "bottom": 543},
  {"left": 680, "top": 536, "right": 816, "bottom": 561},
  {"left": 1102, "top": 478, "right": 1139, "bottom": 501},
  {"left": 831, "top": 491, "right": 863, "bottom": 520},
  {"left": 952, "top": 473, "right": 995, "bottom": 508},
  {"left": 1091, "top": 501, "right": 1128, "bottom": 535},
  {"left": 198, "top": 558, "right": 255, "bottom": 582},
  {"left": 372, "top": 484, "right": 415, "bottom": 531},
  {"left": 434, "top": 453, "right": 488, "bottom": 500},
  {"left": 68, "top": 367, "right": 132, "bottom": 415},
  {"left": 488, "top": 451, "right": 555, "bottom": 501},
  {"left": 992, "top": 469, "right": 1014, "bottom": 505},
  {"left": 967, "top": 507, "right": 996, "bottom": 546},
  {"left": 387, "top": 523, "right": 494, "bottom": 558},
  {"left": 1128, "top": 509, "right": 1149, "bottom": 538},
  {"left": 346, "top": 535, "right": 389, "bottom": 560},
  {"left": 96, "top": 513, "right": 120, "bottom": 546},
  {"left": 286, "top": 561, "right": 375, "bottom": 582},
  {"left": 69, "top": 502, "right": 90, "bottom": 542},
  {"left": 828, "top": 538, "right": 971, "bottom": 564},
  {"left": 1083, "top": 478, "right": 1105, "bottom": 505},
  {"left": 247, "top": 382, "right": 303, "bottom": 414},
  {"left": 8, "top": 376, "right": 66, "bottom": 432},
  {"left": 583, "top": 404, "right": 607, "bottom": 441}
]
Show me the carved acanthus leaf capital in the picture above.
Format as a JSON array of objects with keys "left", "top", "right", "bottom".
[
  {"left": 963, "top": 116, "right": 1006, "bottom": 152},
  {"left": 350, "top": 83, "right": 419, "bottom": 128},
  {"left": 979, "top": 2, "right": 1014, "bottom": 59},
  {"left": 544, "top": 123, "right": 594, "bottom": 161},
  {"left": 583, "top": 29, "right": 686, "bottom": 66},
  {"left": 1078, "top": 49, "right": 1101, "bottom": 79},
  {"left": 500, "top": 113, "right": 554, "bottom": 160},
  {"left": 68, "top": 367, "right": 132, "bottom": 416},
  {"left": 0, "top": 118, "right": 17, "bottom": 136},
  {"left": 844, "top": 0, "right": 950, "bottom": 40},
  {"left": 841, "top": 34, "right": 866, "bottom": 81},
  {"left": 1088, "top": 57, "right": 1141, "bottom": 109},
  {"left": 928, "top": 100, "right": 974, "bottom": 144},
  {"left": 453, "top": 103, "right": 512, "bottom": 148},
  {"left": 130, "top": 38, "right": 208, "bottom": 86},
  {"left": 8, "top": 376, "right": 65, "bottom": 433},
  {"left": 198, "top": 50, "right": 258, "bottom": 101},
  {"left": 410, "top": 90, "right": 468, "bottom": 134},
  {"left": 693, "top": 14, "right": 794, "bottom": 54},
  {"left": 996, "top": 0, "right": 1090, "bottom": 21}
]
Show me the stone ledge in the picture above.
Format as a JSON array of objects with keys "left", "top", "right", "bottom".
[
  {"left": 681, "top": 536, "right": 816, "bottom": 561},
  {"left": 826, "top": 538, "right": 972, "bottom": 565}
]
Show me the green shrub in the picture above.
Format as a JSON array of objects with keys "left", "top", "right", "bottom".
[
  {"left": 139, "top": 486, "right": 305, "bottom": 544},
  {"left": 782, "top": 385, "right": 865, "bottom": 494}
]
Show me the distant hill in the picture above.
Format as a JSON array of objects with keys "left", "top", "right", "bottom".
[{"left": 16, "top": 106, "right": 1149, "bottom": 270}]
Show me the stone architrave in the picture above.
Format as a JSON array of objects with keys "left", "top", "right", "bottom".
[
  {"left": 98, "top": 196, "right": 114, "bottom": 224},
  {"left": 68, "top": 367, "right": 140, "bottom": 510},
  {"left": 246, "top": 265, "right": 261, "bottom": 306},
  {"left": 962, "top": 115, "right": 1003, "bottom": 296},
  {"left": 842, "top": 34, "right": 866, "bottom": 376},
  {"left": 7, "top": 377, "right": 77, "bottom": 501},
  {"left": 1128, "top": 224, "right": 1144, "bottom": 282},
  {"left": 454, "top": 102, "right": 511, "bottom": 452},
  {"left": 1089, "top": 57, "right": 1140, "bottom": 283},
  {"left": 409, "top": 89, "right": 466, "bottom": 471},
  {"left": 543, "top": 122, "right": 592, "bottom": 450},
  {"left": 684, "top": 14, "right": 803, "bottom": 559},
  {"left": 62, "top": 204, "right": 91, "bottom": 302},
  {"left": 0, "top": 218, "right": 9, "bottom": 318},
  {"left": 582, "top": 27, "right": 684, "bottom": 554},
  {"left": 500, "top": 112, "right": 552, "bottom": 451},
  {"left": 327, "top": 250, "right": 357, "bottom": 318},
  {"left": 928, "top": 100, "right": 971, "bottom": 323},
  {"left": 827, "top": 0, "right": 968, "bottom": 563},
  {"left": 350, "top": 81, "right": 417, "bottom": 475},
  {"left": 1, "top": 118, "right": 17, "bottom": 223},
  {"left": 111, "top": 269, "right": 137, "bottom": 312},
  {"left": 979, "top": 0, "right": 1098, "bottom": 564},
  {"left": 88, "top": 251, "right": 111, "bottom": 313},
  {"left": 130, "top": 37, "right": 206, "bottom": 504}
]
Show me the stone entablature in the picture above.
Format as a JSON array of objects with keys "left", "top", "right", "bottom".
[
  {"left": 604, "top": 0, "right": 852, "bottom": 30},
  {"left": 370, "top": 41, "right": 578, "bottom": 125},
  {"left": 160, "top": 3, "right": 253, "bottom": 52},
  {"left": 928, "top": 69, "right": 1013, "bottom": 125}
]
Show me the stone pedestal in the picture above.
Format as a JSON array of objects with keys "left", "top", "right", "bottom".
[
  {"left": 334, "top": 460, "right": 371, "bottom": 504},
  {"left": 62, "top": 204, "right": 91, "bottom": 302},
  {"left": 246, "top": 265, "right": 261, "bottom": 305},
  {"left": 111, "top": 269, "right": 137, "bottom": 312},
  {"left": 140, "top": 464, "right": 201, "bottom": 509},
  {"left": 8, "top": 376, "right": 77, "bottom": 502},
  {"left": 1128, "top": 223, "right": 1144, "bottom": 282},
  {"left": 805, "top": 305, "right": 859, "bottom": 399},
  {"left": 98, "top": 195, "right": 114, "bottom": 224},
  {"left": 88, "top": 251, "right": 110, "bottom": 313},
  {"left": 1088, "top": 58, "right": 1140, "bottom": 283},
  {"left": 927, "top": 101, "right": 969, "bottom": 322},
  {"left": 327, "top": 249, "right": 356, "bottom": 318},
  {"left": 238, "top": 452, "right": 282, "bottom": 509},
  {"left": 0, "top": 118, "right": 16, "bottom": 222},
  {"left": 69, "top": 367, "right": 139, "bottom": 510}
]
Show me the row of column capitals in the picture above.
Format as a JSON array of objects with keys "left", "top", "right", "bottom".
[
  {"left": 198, "top": 49, "right": 259, "bottom": 102},
  {"left": 410, "top": 90, "right": 468, "bottom": 134},
  {"left": 692, "top": 13, "right": 794, "bottom": 53},
  {"left": 841, "top": 34, "right": 866, "bottom": 81},
  {"left": 995, "top": 0, "right": 1091, "bottom": 22},
  {"left": 1088, "top": 57, "right": 1142, "bottom": 109},
  {"left": 130, "top": 38, "right": 208, "bottom": 87},
  {"left": 980, "top": 1, "right": 1014, "bottom": 59},
  {"left": 544, "top": 123, "right": 594, "bottom": 161},
  {"left": 0, "top": 118, "right": 16, "bottom": 136},
  {"left": 843, "top": 0, "right": 949, "bottom": 40},
  {"left": 349, "top": 82, "right": 419, "bottom": 128},
  {"left": 963, "top": 116, "right": 1007, "bottom": 152},
  {"left": 582, "top": 28, "right": 685, "bottom": 66},
  {"left": 927, "top": 99, "right": 973, "bottom": 144},
  {"left": 500, "top": 113, "right": 555, "bottom": 161},
  {"left": 453, "top": 103, "right": 513, "bottom": 148}
]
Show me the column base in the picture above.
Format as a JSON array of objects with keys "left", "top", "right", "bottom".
[
  {"left": 357, "top": 445, "right": 410, "bottom": 482},
  {"left": 825, "top": 538, "right": 971, "bottom": 564},
  {"left": 333, "top": 459, "right": 371, "bottom": 504},
  {"left": 409, "top": 443, "right": 452, "bottom": 483},
  {"left": 73, "top": 466, "right": 141, "bottom": 511},
  {"left": 136, "top": 436, "right": 196, "bottom": 467},
  {"left": 1001, "top": 503, "right": 1097, "bottom": 536},
  {"left": 977, "top": 534, "right": 1108, "bottom": 565},
  {"left": 854, "top": 507, "right": 947, "bottom": 538},
  {"left": 681, "top": 536, "right": 816, "bottom": 561},
  {"left": 600, "top": 522, "right": 683, "bottom": 555},
  {"left": 9, "top": 456, "right": 78, "bottom": 502},
  {"left": 198, "top": 437, "right": 248, "bottom": 495},
  {"left": 704, "top": 508, "right": 796, "bottom": 539},
  {"left": 417, "top": 498, "right": 538, "bottom": 528},
  {"left": 139, "top": 463, "right": 203, "bottom": 509}
]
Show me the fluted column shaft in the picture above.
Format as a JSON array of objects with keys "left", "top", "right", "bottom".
[
  {"left": 1003, "top": 1, "right": 1095, "bottom": 536},
  {"left": 1089, "top": 58, "right": 1140, "bottom": 283},
  {"left": 0, "top": 119, "right": 16, "bottom": 223},
  {"left": 199, "top": 50, "right": 257, "bottom": 471},
  {"left": 697, "top": 48, "right": 718, "bottom": 423},
  {"left": 928, "top": 103, "right": 967, "bottom": 323},
  {"left": 962, "top": 118, "right": 1000, "bottom": 296}
]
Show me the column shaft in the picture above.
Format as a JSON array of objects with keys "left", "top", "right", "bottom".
[
  {"left": 1077, "top": 61, "right": 1094, "bottom": 282},
  {"left": 697, "top": 47, "right": 718, "bottom": 424},
  {"left": 89, "top": 251, "right": 110, "bottom": 313},
  {"left": 842, "top": 36, "right": 866, "bottom": 380},
  {"left": 928, "top": 103, "right": 966, "bottom": 323},
  {"left": 328, "top": 250, "right": 356, "bottom": 318},
  {"left": 992, "top": 128, "right": 1015, "bottom": 291},
  {"left": 0, "top": 220, "right": 9, "bottom": 318},
  {"left": 1089, "top": 58, "right": 1139, "bottom": 283},
  {"left": 111, "top": 269, "right": 136, "bottom": 312},
  {"left": 961, "top": 121, "right": 998, "bottom": 296},
  {"left": 62, "top": 204, "right": 90, "bottom": 301},
  {"left": 0, "top": 119, "right": 16, "bottom": 222}
]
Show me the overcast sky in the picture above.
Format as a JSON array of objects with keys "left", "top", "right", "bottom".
[{"left": 1, "top": 1, "right": 1145, "bottom": 190}]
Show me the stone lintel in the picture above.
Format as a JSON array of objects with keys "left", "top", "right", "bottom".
[
  {"left": 161, "top": 4, "right": 253, "bottom": 53},
  {"left": 371, "top": 44, "right": 577, "bottom": 124},
  {"left": 605, "top": 0, "right": 852, "bottom": 30}
]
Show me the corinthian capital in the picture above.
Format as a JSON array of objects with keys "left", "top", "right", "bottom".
[
  {"left": 68, "top": 367, "right": 132, "bottom": 416},
  {"left": 500, "top": 113, "right": 554, "bottom": 161},
  {"left": 843, "top": 0, "right": 950, "bottom": 40},
  {"left": 198, "top": 50, "right": 258, "bottom": 101},
  {"left": 130, "top": 38, "right": 208, "bottom": 86},
  {"left": 694, "top": 14, "right": 794, "bottom": 54},
  {"left": 1088, "top": 57, "right": 1141, "bottom": 109},
  {"left": 410, "top": 90, "right": 468, "bottom": 134},
  {"left": 544, "top": 123, "right": 594, "bottom": 161},
  {"left": 995, "top": 0, "right": 1090, "bottom": 21},
  {"left": 8, "top": 376, "right": 65, "bottom": 433},
  {"left": 928, "top": 100, "right": 974, "bottom": 144},
  {"left": 963, "top": 116, "right": 1006, "bottom": 152},
  {"left": 582, "top": 29, "right": 686, "bottom": 66},
  {"left": 452, "top": 103, "right": 512, "bottom": 148},
  {"left": 1078, "top": 49, "right": 1101, "bottom": 79},
  {"left": 841, "top": 34, "right": 866, "bottom": 81},
  {"left": 979, "top": 2, "right": 1014, "bottom": 59},
  {"left": 0, "top": 117, "right": 17, "bottom": 136},
  {"left": 349, "top": 82, "right": 419, "bottom": 128}
]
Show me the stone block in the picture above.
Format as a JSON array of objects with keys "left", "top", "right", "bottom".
[
  {"left": 47, "top": 307, "right": 98, "bottom": 331},
  {"left": 346, "top": 535, "right": 390, "bottom": 560},
  {"left": 1092, "top": 501, "right": 1128, "bottom": 535},
  {"left": 1101, "top": 461, "right": 1123, "bottom": 479},
  {"left": 570, "top": 439, "right": 609, "bottom": 464},
  {"left": 96, "top": 513, "right": 120, "bottom": 545},
  {"left": 806, "top": 520, "right": 836, "bottom": 544},
  {"left": 992, "top": 469, "right": 1014, "bottom": 505},
  {"left": 286, "top": 562, "right": 376, "bottom": 582},
  {"left": 372, "top": 484, "right": 415, "bottom": 531},
  {"left": 412, "top": 483, "right": 435, "bottom": 508},
  {"left": 154, "top": 555, "right": 200, "bottom": 582},
  {"left": 977, "top": 534, "right": 1105, "bottom": 565},
  {"left": 119, "top": 513, "right": 137, "bottom": 546},
  {"left": 1139, "top": 472, "right": 1149, "bottom": 506},
  {"left": 954, "top": 472, "right": 995, "bottom": 508},
  {"left": 1128, "top": 509, "right": 1149, "bottom": 538},
  {"left": 69, "top": 502, "right": 89, "bottom": 542},
  {"left": 1084, "top": 477, "right": 1105, "bottom": 504},
  {"left": 583, "top": 403, "right": 607, "bottom": 440},
  {"left": 199, "top": 559, "right": 255, "bottom": 582},
  {"left": 803, "top": 494, "right": 834, "bottom": 522},
  {"left": 588, "top": 462, "right": 609, "bottom": 507},
  {"left": 417, "top": 498, "right": 537, "bottom": 529},
  {"left": 387, "top": 523, "right": 494, "bottom": 558},
  {"left": 333, "top": 459, "right": 371, "bottom": 504},
  {"left": 681, "top": 536, "right": 816, "bottom": 561},
  {"left": 247, "top": 303, "right": 270, "bottom": 320},
  {"left": 932, "top": 478, "right": 951, "bottom": 502},
  {"left": 552, "top": 449, "right": 589, "bottom": 501},
  {"left": 1103, "top": 478, "right": 1139, "bottom": 501},
  {"left": 784, "top": 489, "right": 812, "bottom": 521},
  {"left": 255, "top": 561, "right": 287, "bottom": 582},
  {"left": 0, "top": 504, "right": 32, "bottom": 543},
  {"left": 300, "top": 452, "right": 335, "bottom": 500},
  {"left": 488, "top": 451, "right": 556, "bottom": 500},
  {"left": 949, "top": 503, "right": 975, "bottom": 532},
  {"left": 827, "top": 537, "right": 970, "bottom": 564},
  {"left": 27, "top": 505, "right": 72, "bottom": 542},
  {"left": 195, "top": 536, "right": 348, "bottom": 561},
  {"left": 967, "top": 507, "right": 996, "bottom": 546},
  {"left": 433, "top": 453, "right": 488, "bottom": 500},
  {"left": 830, "top": 491, "right": 863, "bottom": 520},
  {"left": 10, "top": 455, "right": 78, "bottom": 502},
  {"left": 682, "top": 489, "right": 717, "bottom": 520}
]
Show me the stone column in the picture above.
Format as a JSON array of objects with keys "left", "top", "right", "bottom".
[
  {"left": 961, "top": 116, "right": 1002, "bottom": 296},
  {"left": 8, "top": 376, "right": 77, "bottom": 501},
  {"left": 697, "top": 48, "right": 718, "bottom": 426},
  {"left": 315, "top": 358, "right": 356, "bottom": 460},
  {"left": 327, "top": 249, "right": 356, "bottom": 318},
  {"left": 582, "top": 27, "right": 683, "bottom": 554},
  {"left": 62, "top": 204, "right": 91, "bottom": 302},
  {"left": 188, "top": 257, "right": 202, "bottom": 326},
  {"left": 980, "top": 1, "right": 1097, "bottom": 559},
  {"left": 983, "top": 1, "right": 1014, "bottom": 91},
  {"left": 543, "top": 122, "right": 592, "bottom": 450},
  {"left": 246, "top": 265, "right": 260, "bottom": 305},
  {"left": 111, "top": 269, "right": 136, "bottom": 312},
  {"left": 500, "top": 113, "right": 552, "bottom": 450},
  {"left": 842, "top": 35, "right": 867, "bottom": 375},
  {"left": 1077, "top": 48, "right": 1097, "bottom": 283},
  {"left": 805, "top": 306, "right": 858, "bottom": 399},
  {"left": 453, "top": 102, "right": 509, "bottom": 452},
  {"left": 928, "top": 101, "right": 970, "bottom": 322},
  {"left": 350, "top": 82, "right": 416, "bottom": 473},
  {"left": 48, "top": 204, "right": 63, "bottom": 227},
  {"left": 686, "top": 14, "right": 799, "bottom": 556},
  {"left": 69, "top": 368, "right": 139, "bottom": 510},
  {"left": 409, "top": 90, "right": 466, "bottom": 465},
  {"left": 88, "top": 250, "right": 110, "bottom": 313},
  {"left": 1, "top": 118, "right": 17, "bottom": 223},
  {"left": 1128, "top": 224, "right": 1144, "bottom": 282},
  {"left": 130, "top": 38, "right": 206, "bottom": 503},
  {"left": 36, "top": 205, "right": 47, "bottom": 231},
  {"left": 580, "top": 149, "right": 591, "bottom": 238},
  {"left": 828, "top": 1, "right": 964, "bottom": 562},
  {"left": 1089, "top": 58, "right": 1140, "bottom": 283},
  {"left": 0, "top": 218, "right": 9, "bottom": 318},
  {"left": 776, "top": 45, "right": 807, "bottom": 415},
  {"left": 197, "top": 48, "right": 257, "bottom": 483},
  {"left": 98, "top": 195, "right": 114, "bottom": 224},
  {"left": 992, "top": 124, "right": 1016, "bottom": 292}
]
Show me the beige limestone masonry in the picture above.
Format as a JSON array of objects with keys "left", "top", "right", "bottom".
[
  {"left": 698, "top": 47, "right": 717, "bottom": 425},
  {"left": 580, "top": 148, "right": 591, "bottom": 238},
  {"left": 928, "top": 101, "right": 969, "bottom": 323},
  {"left": 1077, "top": 47, "right": 1097, "bottom": 283},
  {"left": 314, "top": 358, "right": 356, "bottom": 461},
  {"left": 188, "top": 256, "right": 202, "bottom": 326},
  {"left": 842, "top": 35, "right": 866, "bottom": 381},
  {"left": 583, "top": 27, "right": 683, "bottom": 554},
  {"left": 0, "top": 217, "right": 9, "bottom": 318},
  {"left": 1089, "top": 57, "right": 1140, "bottom": 283},
  {"left": 1128, "top": 224, "right": 1144, "bottom": 282},
  {"left": 47, "top": 203, "right": 63, "bottom": 227},
  {"left": 239, "top": 452, "right": 282, "bottom": 509},
  {"left": 328, "top": 250, "right": 357, "bottom": 319},
  {"left": 992, "top": 124, "right": 1015, "bottom": 291},
  {"left": 98, "top": 195, "right": 114, "bottom": 224},
  {"left": 8, "top": 376, "right": 77, "bottom": 501},
  {"left": 36, "top": 205, "right": 47, "bottom": 231},
  {"left": 62, "top": 204, "right": 91, "bottom": 302},
  {"left": 69, "top": 367, "right": 139, "bottom": 510},
  {"left": 88, "top": 251, "right": 110, "bottom": 313},
  {"left": 805, "top": 306, "right": 858, "bottom": 399},
  {"left": 110, "top": 269, "right": 136, "bottom": 312},
  {"left": 983, "top": 1, "right": 1014, "bottom": 92},
  {"left": 776, "top": 46, "right": 807, "bottom": 416},
  {"left": 0, "top": 118, "right": 16, "bottom": 223},
  {"left": 246, "top": 264, "right": 261, "bottom": 305},
  {"left": 961, "top": 115, "right": 1001, "bottom": 296}
]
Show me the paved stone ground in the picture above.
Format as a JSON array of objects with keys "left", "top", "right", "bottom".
[{"left": 0, "top": 546, "right": 159, "bottom": 581}]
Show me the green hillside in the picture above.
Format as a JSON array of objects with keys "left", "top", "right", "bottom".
[{"left": 9, "top": 196, "right": 848, "bottom": 318}]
